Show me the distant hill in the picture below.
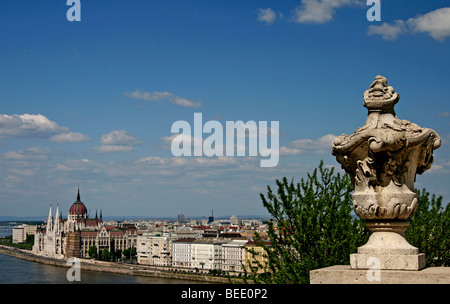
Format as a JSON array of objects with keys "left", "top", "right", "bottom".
[
  {"left": 0, "top": 214, "right": 272, "bottom": 222},
  {"left": 105, "top": 214, "right": 272, "bottom": 221}
]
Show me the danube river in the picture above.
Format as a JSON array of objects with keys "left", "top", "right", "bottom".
[{"left": 0, "top": 252, "right": 204, "bottom": 284}]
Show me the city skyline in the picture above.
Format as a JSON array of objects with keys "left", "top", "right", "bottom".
[{"left": 1, "top": 1, "right": 449, "bottom": 217}]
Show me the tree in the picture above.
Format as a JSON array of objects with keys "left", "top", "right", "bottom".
[
  {"left": 406, "top": 189, "right": 449, "bottom": 267},
  {"left": 88, "top": 246, "right": 97, "bottom": 259},
  {"left": 101, "top": 249, "right": 112, "bottom": 261},
  {"left": 247, "top": 161, "right": 369, "bottom": 284},
  {"left": 25, "top": 234, "right": 34, "bottom": 247},
  {"left": 114, "top": 249, "right": 122, "bottom": 262},
  {"left": 122, "top": 247, "right": 136, "bottom": 260},
  {"left": 123, "top": 248, "right": 131, "bottom": 259}
]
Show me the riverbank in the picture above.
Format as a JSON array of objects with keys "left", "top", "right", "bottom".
[{"left": 0, "top": 245, "right": 246, "bottom": 284}]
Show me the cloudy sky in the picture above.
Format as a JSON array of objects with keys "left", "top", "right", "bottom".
[{"left": 0, "top": 0, "right": 449, "bottom": 218}]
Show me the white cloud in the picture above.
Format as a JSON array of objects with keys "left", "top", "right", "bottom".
[
  {"left": 100, "top": 130, "right": 142, "bottom": 146},
  {"left": 136, "top": 155, "right": 247, "bottom": 171},
  {"left": 279, "top": 146, "right": 303, "bottom": 156},
  {"left": 0, "top": 113, "right": 91, "bottom": 145},
  {"left": 93, "top": 130, "right": 142, "bottom": 154},
  {"left": 4, "top": 175, "right": 23, "bottom": 183},
  {"left": 54, "top": 159, "right": 98, "bottom": 172},
  {"left": 50, "top": 132, "right": 91, "bottom": 143},
  {"left": 2, "top": 147, "right": 51, "bottom": 161},
  {"left": 92, "top": 145, "right": 134, "bottom": 154},
  {"left": 0, "top": 114, "right": 67, "bottom": 138},
  {"left": 124, "top": 90, "right": 202, "bottom": 108},
  {"left": 160, "top": 133, "right": 203, "bottom": 151},
  {"left": 408, "top": 7, "right": 450, "bottom": 41},
  {"left": 426, "top": 158, "right": 450, "bottom": 174},
  {"left": 280, "top": 134, "right": 337, "bottom": 155},
  {"left": 256, "top": 8, "right": 281, "bottom": 25},
  {"left": 293, "top": 0, "right": 358, "bottom": 24},
  {"left": 191, "top": 156, "right": 238, "bottom": 166},
  {"left": 8, "top": 168, "right": 35, "bottom": 176},
  {"left": 367, "top": 20, "right": 406, "bottom": 41},
  {"left": 290, "top": 134, "right": 337, "bottom": 149},
  {"left": 136, "top": 156, "right": 169, "bottom": 165},
  {"left": 160, "top": 134, "right": 178, "bottom": 149},
  {"left": 367, "top": 7, "right": 450, "bottom": 41},
  {"left": 125, "top": 90, "right": 169, "bottom": 101}
]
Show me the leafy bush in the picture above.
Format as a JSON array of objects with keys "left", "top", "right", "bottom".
[
  {"left": 248, "top": 161, "right": 369, "bottom": 284},
  {"left": 406, "top": 189, "right": 449, "bottom": 267}
]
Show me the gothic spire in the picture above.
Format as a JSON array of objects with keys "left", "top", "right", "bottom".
[
  {"left": 55, "top": 204, "right": 60, "bottom": 233},
  {"left": 47, "top": 205, "right": 53, "bottom": 232},
  {"left": 77, "top": 186, "right": 81, "bottom": 202}
]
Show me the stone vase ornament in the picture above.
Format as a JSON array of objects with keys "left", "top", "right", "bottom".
[{"left": 332, "top": 75, "right": 441, "bottom": 270}]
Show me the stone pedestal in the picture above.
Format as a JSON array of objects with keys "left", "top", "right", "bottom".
[
  {"left": 350, "top": 252, "right": 426, "bottom": 271},
  {"left": 350, "top": 221, "right": 426, "bottom": 270},
  {"left": 310, "top": 265, "right": 450, "bottom": 284}
]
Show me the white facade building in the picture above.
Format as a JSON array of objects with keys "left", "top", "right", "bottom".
[
  {"left": 191, "top": 239, "right": 230, "bottom": 271},
  {"left": 12, "top": 224, "right": 37, "bottom": 244},
  {"left": 221, "top": 239, "right": 247, "bottom": 273},
  {"left": 230, "top": 215, "right": 242, "bottom": 226},
  {"left": 172, "top": 238, "right": 195, "bottom": 268},
  {"left": 137, "top": 233, "right": 176, "bottom": 266}
]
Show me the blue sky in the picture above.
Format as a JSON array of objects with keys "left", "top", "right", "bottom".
[{"left": 0, "top": 0, "right": 449, "bottom": 218}]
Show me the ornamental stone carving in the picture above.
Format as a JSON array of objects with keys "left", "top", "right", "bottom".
[{"left": 332, "top": 75, "right": 441, "bottom": 270}]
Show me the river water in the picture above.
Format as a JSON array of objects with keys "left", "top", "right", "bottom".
[
  {"left": 0, "top": 226, "right": 13, "bottom": 238},
  {"left": 0, "top": 251, "right": 205, "bottom": 284}
]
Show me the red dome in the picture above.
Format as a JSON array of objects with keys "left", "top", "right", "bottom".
[
  {"left": 69, "top": 189, "right": 88, "bottom": 216},
  {"left": 69, "top": 201, "right": 88, "bottom": 216}
]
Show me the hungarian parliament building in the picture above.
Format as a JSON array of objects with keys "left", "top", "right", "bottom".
[{"left": 32, "top": 190, "right": 138, "bottom": 259}]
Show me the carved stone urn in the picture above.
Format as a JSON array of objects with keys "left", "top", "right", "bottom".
[{"left": 332, "top": 75, "right": 441, "bottom": 270}]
